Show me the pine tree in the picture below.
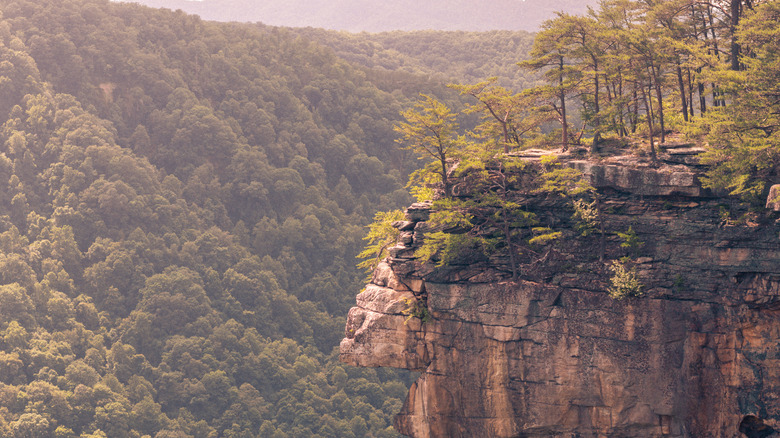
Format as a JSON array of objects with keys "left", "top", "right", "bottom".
[
  {"left": 699, "top": 1, "right": 780, "bottom": 201},
  {"left": 394, "top": 95, "right": 465, "bottom": 197}
]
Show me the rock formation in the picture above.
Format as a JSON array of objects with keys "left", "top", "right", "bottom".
[{"left": 340, "top": 155, "right": 780, "bottom": 437}]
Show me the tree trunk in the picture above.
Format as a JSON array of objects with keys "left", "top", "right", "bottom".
[
  {"left": 641, "top": 80, "right": 657, "bottom": 163},
  {"left": 592, "top": 56, "right": 601, "bottom": 152},
  {"left": 690, "top": 4, "right": 706, "bottom": 115},
  {"left": 559, "top": 56, "right": 569, "bottom": 150},
  {"left": 698, "top": 78, "right": 707, "bottom": 113},
  {"left": 685, "top": 67, "right": 695, "bottom": 120},
  {"left": 650, "top": 62, "right": 665, "bottom": 144},
  {"left": 605, "top": 75, "right": 619, "bottom": 137},
  {"left": 731, "top": 0, "right": 742, "bottom": 71},
  {"left": 706, "top": 4, "right": 723, "bottom": 106},
  {"left": 686, "top": 67, "right": 695, "bottom": 119},
  {"left": 617, "top": 71, "right": 627, "bottom": 136},
  {"left": 441, "top": 155, "right": 450, "bottom": 197},
  {"left": 676, "top": 59, "right": 689, "bottom": 122},
  {"left": 501, "top": 121, "right": 509, "bottom": 154},
  {"left": 631, "top": 86, "right": 639, "bottom": 134}
]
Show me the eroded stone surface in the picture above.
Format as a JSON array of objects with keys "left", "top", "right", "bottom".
[
  {"left": 768, "top": 184, "right": 780, "bottom": 211},
  {"left": 341, "top": 160, "right": 780, "bottom": 438},
  {"left": 569, "top": 160, "right": 704, "bottom": 197}
]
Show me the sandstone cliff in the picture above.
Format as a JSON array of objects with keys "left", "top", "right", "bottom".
[{"left": 341, "top": 154, "right": 780, "bottom": 438}]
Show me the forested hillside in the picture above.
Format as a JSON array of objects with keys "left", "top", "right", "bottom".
[
  {"left": 121, "top": 0, "right": 599, "bottom": 32},
  {"left": 286, "top": 28, "right": 538, "bottom": 92},
  {"left": 0, "top": 0, "right": 491, "bottom": 436}
]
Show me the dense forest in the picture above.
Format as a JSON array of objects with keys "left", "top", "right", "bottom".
[
  {"left": 1, "top": 0, "right": 779, "bottom": 437},
  {"left": 286, "top": 28, "right": 538, "bottom": 92},
  {"left": 517, "top": 0, "right": 780, "bottom": 201},
  {"left": 379, "top": 0, "right": 780, "bottom": 203},
  {"left": 122, "top": 0, "right": 599, "bottom": 33},
  {"left": 0, "top": 0, "right": 485, "bottom": 436}
]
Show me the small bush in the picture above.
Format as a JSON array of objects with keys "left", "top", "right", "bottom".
[
  {"left": 572, "top": 199, "right": 598, "bottom": 236},
  {"left": 617, "top": 226, "right": 643, "bottom": 256},
  {"left": 401, "top": 297, "right": 431, "bottom": 324},
  {"left": 607, "top": 260, "right": 643, "bottom": 299}
]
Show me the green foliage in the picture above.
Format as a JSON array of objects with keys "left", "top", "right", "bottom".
[
  {"left": 0, "top": 0, "right": 433, "bottom": 436},
  {"left": 400, "top": 297, "right": 431, "bottom": 325},
  {"left": 412, "top": 230, "right": 445, "bottom": 266},
  {"left": 356, "top": 210, "right": 404, "bottom": 276},
  {"left": 528, "top": 227, "right": 562, "bottom": 246},
  {"left": 617, "top": 226, "right": 643, "bottom": 257},
  {"left": 518, "top": 32, "right": 577, "bottom": 147},
  {"left": 509, "top": 0, "right": 780, "bottom": 166},
  {"left": 292, "top": 28, "right": 538, "bottom": 93},
  {"left": 407, "top": 151, "right": 593, "bottom": 278},
  {"left": 673, "top": 274, "right": 686, "bottom": 293},
  {"left": 697, "top": 2, "right": 780, "bottom": 202},
  {"left": 408, "top": 182, "right": 437, "bottom": 203},
  {"left": 536, "top": 155, "right": 595, "bottom": 197},
  {"left": 449, "top": 78, "right": 542, "bottom": 152},
  {"left": 9, "top": 0, "right": 776, "bottom": 434},
  {"left": 607, "top": 261, "right": 643, "bottom": 300},
  {"left": 417, "top": 231, "right": 490, "bottom": 268},
  {"left": 395, "top": 95, "right": 466, "bottom": 197},
  {"left": 572, "top": 199, "right": 598, "bottom": 237}
]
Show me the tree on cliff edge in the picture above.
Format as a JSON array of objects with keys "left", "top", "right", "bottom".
[
  {"left": 395, "top": 94, "right": 465, "bottom": 198},
  {"left": 700, "top": 1, "right": 780, "bottom": 201}
]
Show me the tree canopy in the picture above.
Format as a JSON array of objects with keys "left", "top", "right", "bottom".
[{"left": 0, "top": 0, "right": 474, "bottom": 436}]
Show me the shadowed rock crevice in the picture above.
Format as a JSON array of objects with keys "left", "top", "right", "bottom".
[{"left": 740, "top": 416, "right": 778, "bottom": 438}]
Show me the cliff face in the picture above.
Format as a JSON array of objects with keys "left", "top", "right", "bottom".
[{"left": 340, "top": 158, "right": 780, "bottom": 438}]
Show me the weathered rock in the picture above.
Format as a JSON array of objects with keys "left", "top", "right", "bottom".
[
  {"left": 399, "top": 231, "right": 414, "bottom": 246},
  {"left": 340, "top": 286, "right": 429, "bottom": 371},
  {"left": 388, "top": 244, "right": 416, "bottom": 259},
  {"left": 406, "top": 202, "right": 432, "bottom": 222},
  {"left": 342, "top": 158, "right": 780, "bottom": 437},
  {"left": 767, "top": 184, "right": 780, "bottom": 211},
  {"left": 569, "top": 160, "right": 704, "bottom": 197},
  {"left": 393, "top": 220, "right": 417, "bottom": 231}
]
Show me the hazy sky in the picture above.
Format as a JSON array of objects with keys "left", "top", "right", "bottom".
[{"left": 122, "top": 0, "right": 598, "bottom": 32}]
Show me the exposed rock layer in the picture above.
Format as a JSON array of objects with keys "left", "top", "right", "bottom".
[{"left": 341, "top": 161, "right": 780, "bottom": 437}]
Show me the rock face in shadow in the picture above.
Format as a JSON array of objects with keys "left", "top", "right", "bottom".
[{"left": 340, "top": 161, "right": 780, "bottom": 438}]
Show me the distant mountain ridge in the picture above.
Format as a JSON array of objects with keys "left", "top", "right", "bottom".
[{"left": 120, "top": 0, "right": 598, "bottom": 32}]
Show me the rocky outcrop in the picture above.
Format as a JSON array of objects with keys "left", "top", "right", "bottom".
[
  {"left": 768, "top": 185, "right": 780, "bottom": 212},
  {"left": 340, "top": 159, "right": 780, "bottom": 438}
]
